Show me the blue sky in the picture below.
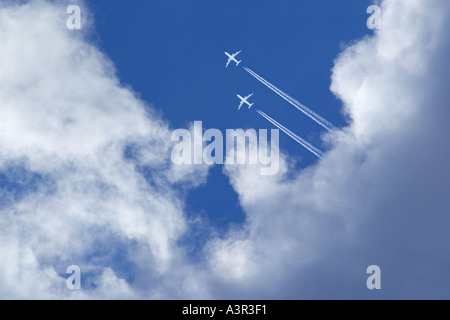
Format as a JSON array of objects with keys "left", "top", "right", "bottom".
[
  {"left": 91, "top": 0, "right": 372, "bottom": 234},
  {"left": 1, "top": 0, "right": 450, "bottom": 299}
]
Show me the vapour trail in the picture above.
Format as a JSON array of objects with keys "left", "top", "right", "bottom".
[
  {"left": 244, "top": 67, "right": 334, "bottom": 131},
  {"left": 256, "top": 109, "right": 323, "bottom": 158}
]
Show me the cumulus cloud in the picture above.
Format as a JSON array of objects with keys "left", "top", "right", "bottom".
[
  {"left": 2, "top": 0, "right": 450, "bottom": 300},
  {"left": 210, "top": 0, "right": 450, "bottom": 299},
  {"left": 0, "top": 0, "right": 209, "bottom": 299}
]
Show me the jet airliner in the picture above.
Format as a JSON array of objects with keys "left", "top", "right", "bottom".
[
  {"left": 225, "top": 50, "right": 242, "bottom": 68},
  {"left": 237, "top": 93, "right": 254, "bottom": 110}
]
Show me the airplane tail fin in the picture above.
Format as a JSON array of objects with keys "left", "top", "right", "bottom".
[
  {"left": 249, "top": 103, "right": 254, "bottom": 109},
  {"left": 236, "top": 60, "right": 242, "bottom": 66}
]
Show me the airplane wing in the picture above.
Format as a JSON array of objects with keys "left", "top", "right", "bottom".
[
  {"left": 235, "top": 50, "right": 242, "bottom": 56},
  {"left": 226, "top": 58, "right": 232, "bottom": 68},
  {"left": 245, "top": 93, "right": 254, "bottom": 99},
  {"left": 238, "top": 101, "right": 244, "bottom": 110}
]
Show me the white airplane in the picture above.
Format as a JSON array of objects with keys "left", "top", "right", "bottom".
[
  {"left": 237, "top": 93, "right": 254, "bottom": 110},
  {"left": 225, "top": 50, "right": 242, "bottom": 68}
]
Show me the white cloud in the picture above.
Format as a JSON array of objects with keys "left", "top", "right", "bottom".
[
  {"left": 2, "top": 0, "right": 450, "bottom": 299},
  {"left": 0, "top": 0, "right": 209, "bottom": 299},
  {"left": 209, "top": 0, "right": 450, "bottom": 298}
]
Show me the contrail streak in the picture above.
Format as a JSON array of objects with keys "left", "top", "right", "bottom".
[
  {"left": 244, "top": 67, "right": 334, "bottom": 131},
  {"left": 256, "top": 109, "right": 323, "bottom": 158}
]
